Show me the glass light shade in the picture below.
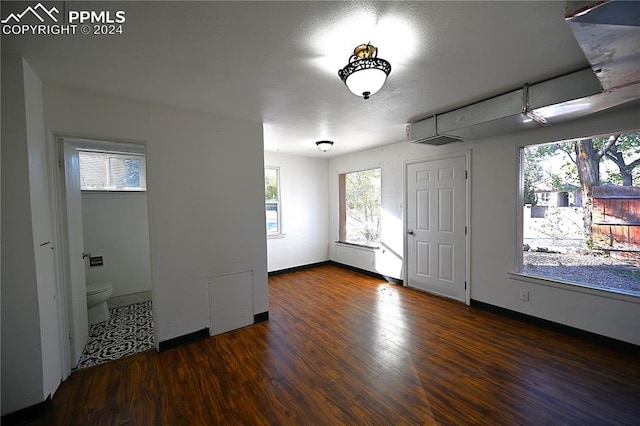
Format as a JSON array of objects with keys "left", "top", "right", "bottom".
[
  {"left": 345, "top": 68, "right": 388, "bottom": 99},
  {"left": 316, "top": 140, "right": 334, "bottom": 152},
  {"left": 338, "top": 44, "right": 391, "bottom": 99}
]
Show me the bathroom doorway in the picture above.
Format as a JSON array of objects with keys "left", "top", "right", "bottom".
[{"left": 54, "top": 137, "right": 154, "bottom": 373}]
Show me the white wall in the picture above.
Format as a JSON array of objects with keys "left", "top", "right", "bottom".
[
  {"left": 264, "top": 152, "right": 330, "bottom": 272},
  {"left": 468, "top": 104, "right": 639, "bottom": 345},
  {"left": 329, "top": 104, "right": 640, "bottom": 345},
  {"left": 43, "top": 84, "right": 269, "bottom": 344},
  {"left": 1, "top": 55, "right": 61, "bottom": 415},
  {"left": 81, "top": 192, "right": 152, "bottom": 297},
  {"left": 1, "top": 52, "right": 43, "bottom": 417}
]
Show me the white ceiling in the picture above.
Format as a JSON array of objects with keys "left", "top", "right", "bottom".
[{"left": 2, "top": 1, "right": 591, "bottom": 157}]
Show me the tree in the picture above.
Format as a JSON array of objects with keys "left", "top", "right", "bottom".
[
  {"left": 573, "top": 138, "right": 609, "bottom": 245},
  {"left": 345, "top": 169, "right": 381, "bottom": 245},
  {"left": 524, "top": 132, "right": 640, "bottom": 248},
  {"left": 265, "top": 169, "right": 278, "bottom": 200},
  {"left": 522, "top": 149, "right": 542, "bottom": 205},
  {"left": 122, "top": 158, "right": 141, "bottom": 187},
  {"left": 601, "top": 133, "right": 640, "bottom": 186}
]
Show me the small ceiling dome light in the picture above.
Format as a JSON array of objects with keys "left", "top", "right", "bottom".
[
  {"left": 338, "top": 43, "right": 391, "bottom": 100},
  {"left": 316, "top": 140, "right": 334, "bottom": 152}
]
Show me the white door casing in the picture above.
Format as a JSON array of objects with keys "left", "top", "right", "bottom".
[
  {"left": 62, "top": 141, "right": 89, "bottom": 364},
  {"left": 406, "top": 153, "right": 469, "bottom": 303}
]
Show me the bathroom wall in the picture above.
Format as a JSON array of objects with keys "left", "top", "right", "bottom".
[{"left": 81, "top": 191, "right": 152, "bottom": 297}]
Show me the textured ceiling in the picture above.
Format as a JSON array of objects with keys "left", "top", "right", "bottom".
[{"left": 2, "top": 1, "right": 590, "bottom": 157}]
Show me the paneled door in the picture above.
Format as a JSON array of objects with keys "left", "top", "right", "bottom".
[{"left": 406, "top": 154, "right": 468, "bottom": 302}]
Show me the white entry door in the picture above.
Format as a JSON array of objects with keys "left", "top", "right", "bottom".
[{"left": 406, "top": 154, "right": 468, "bottom": 302}]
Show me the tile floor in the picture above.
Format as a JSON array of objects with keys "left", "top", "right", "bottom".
[{"left": 75, "top": 298, "right": 154, "bottom": 370}]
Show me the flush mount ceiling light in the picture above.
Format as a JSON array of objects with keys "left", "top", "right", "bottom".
[
  {"left": 316, "top": 140, "right": 334, "bottom": 152},
  {"left": 338, "top": 43, "right": 391, "bottom": 100}
]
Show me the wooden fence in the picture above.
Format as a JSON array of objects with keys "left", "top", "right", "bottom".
[{"left": 592, "top": 186, "right": 640, "bottom": 253}]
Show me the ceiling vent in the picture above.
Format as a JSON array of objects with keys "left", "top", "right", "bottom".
[
  {"left": 416, "top": 135, "right": 463, "bottom": 146},
  {"left": 406, "top": 116, "right": 463, "bottom": 146}
]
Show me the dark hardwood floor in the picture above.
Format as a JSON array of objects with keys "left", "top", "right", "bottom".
[{"left": 35, "top": 265, "right": 639, "bottom": 425}]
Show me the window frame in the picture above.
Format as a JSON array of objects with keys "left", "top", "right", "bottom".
[
  {"left": 338, "top": 167, "right": 382, "bottom": 249},
  {"left": 265, "top": 166, "right": 282, "bottom": 237},
  {"left": 517, "top": 131, "right": 640, "bottom": 298},
  {"left": 78, "top": 149, "right": 147, "bottom": 192}
]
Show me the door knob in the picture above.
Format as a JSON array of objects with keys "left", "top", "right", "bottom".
[{"left": 407, "top": 229, "right": 414, "bottom": 235}]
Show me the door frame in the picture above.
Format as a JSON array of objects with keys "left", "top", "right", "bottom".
[
  {"left": 403, "top": 150, "right": 471, "bottom": 305},
  {"left": 47, "top": 133, "right": 73, "bottom": 378},
  {"left": 48, "top": 132, "right": 155, "bottom": 377}
]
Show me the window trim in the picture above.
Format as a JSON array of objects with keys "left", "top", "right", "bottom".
[
  {"left": 338, "top": 167, "right": 382, "bottom": 249},
  {"left": 508, "top": 271, "right": 640, "bottom": 303},
  {"left": 334, "top": 240, "right": 380, "bottom": 250},
  {"left": 517, "top": 132, "right": 640, "bottom": 298},
  {"left": 265, "top": 166, "right": 283, "bottom": 237},
  {"left": 517, "top": 147, "right": 525, "bottom": 273}
]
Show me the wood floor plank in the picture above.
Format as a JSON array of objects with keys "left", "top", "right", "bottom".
[{"left": 31, "top": 264, "right": 640, "bottom": 425}]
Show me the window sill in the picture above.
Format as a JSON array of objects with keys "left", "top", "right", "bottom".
[
  {"left": 81, "top": 190, "right": 147, "bottom": 193},
  {"left": 508, "top": 272, "right": 640, "bottom": 303},
  {"left": 335, "top": 241, "right": 380, "bottom": 251},
  {"left": 267, "top": 233, "right": 286, "bottom": 240}
]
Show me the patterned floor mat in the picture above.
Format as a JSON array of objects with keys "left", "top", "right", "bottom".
[{"left": 75, "top": 300, "right": 154, "bottom": 370}]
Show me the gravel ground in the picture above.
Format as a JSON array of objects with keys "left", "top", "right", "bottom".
[{"left": 522, "top": 251, "right": 640, "bottom": 296}]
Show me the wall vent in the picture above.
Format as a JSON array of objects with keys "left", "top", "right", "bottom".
[{"left": 412, "top": 134, "right": 464, "bottom": 146}]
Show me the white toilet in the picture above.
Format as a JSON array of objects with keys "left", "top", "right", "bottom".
[{"left": 87, "top": 283, "right": 113, "bottom": 326}]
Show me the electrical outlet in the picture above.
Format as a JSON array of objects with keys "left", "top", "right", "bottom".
[{"left": 520, "top": 290, "right": 529, "bottom": 302}]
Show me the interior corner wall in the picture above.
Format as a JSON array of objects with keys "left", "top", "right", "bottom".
[
  {"left": 328, "top": 143, "right": 437, "bottom": 279},
  {"left": 264, "top": 152, "right": 330, "bottom": 272},
  {"left": 43, "top": 84, "right": 269, "bottom": 343},
  {"left": 1, "top": 53, "right": 46, "bottom": 415},
  {"left": 329, "top": 103, "right": 639, "bottom": 345}
]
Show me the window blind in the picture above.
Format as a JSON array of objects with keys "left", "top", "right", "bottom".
[{"left": 78, "top": 150, "right": 147, "bottom": 191}]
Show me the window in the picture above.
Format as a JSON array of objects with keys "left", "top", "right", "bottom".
[
  {"left": 79, "top": 150, "right": 147, "bottom": 191},
  {"left": 339, "top": 168, "right": 381, "bottom": 247},
  {"left": 265, "top": 167, "right": 281, "bottom": 235},
  {"left": 539, "top": 192, "right": 550, "bottom": 205},
  {"left": 520, "top": 131, "right": 640, "bottom": 297}
]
